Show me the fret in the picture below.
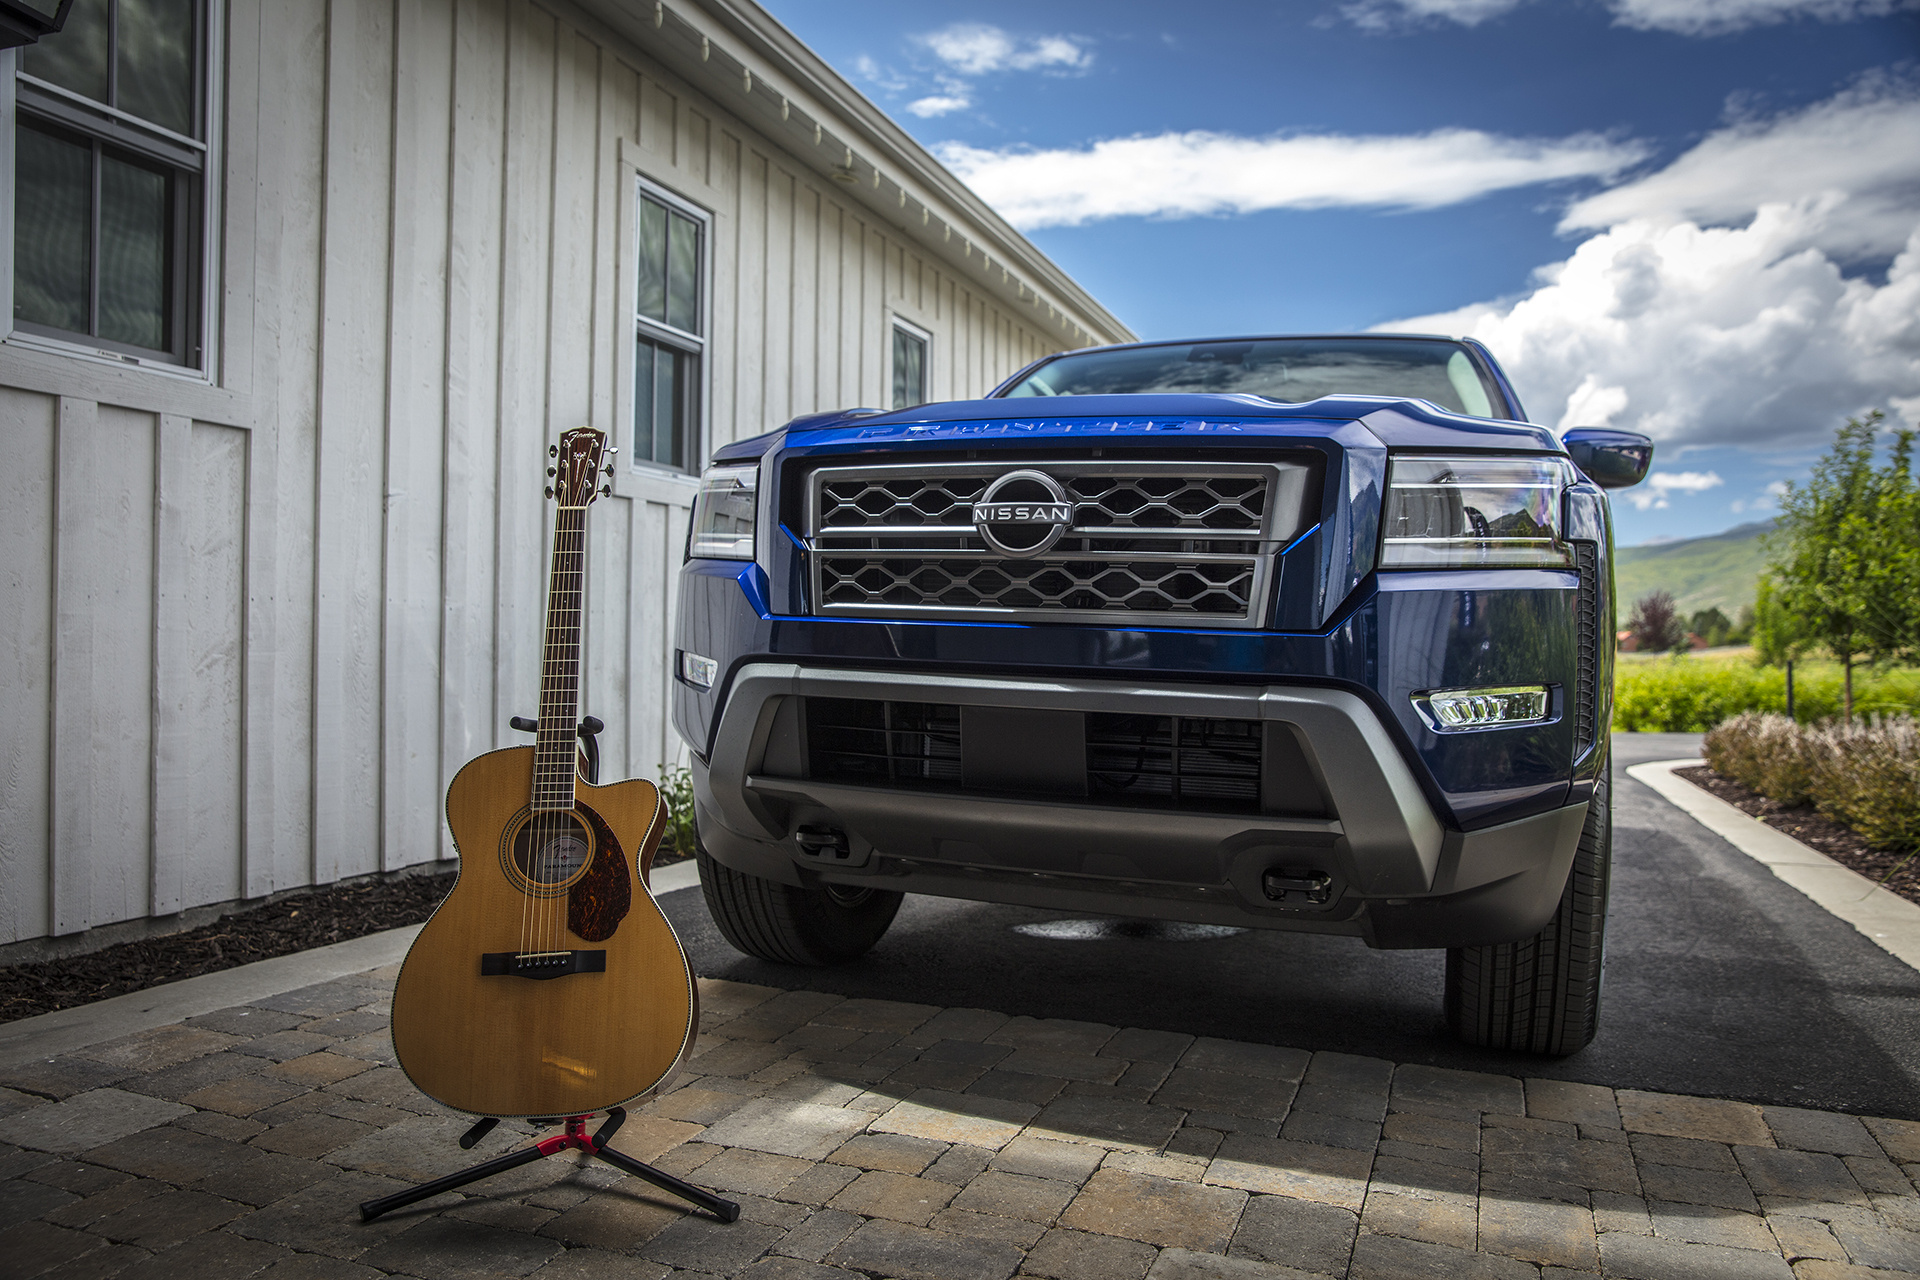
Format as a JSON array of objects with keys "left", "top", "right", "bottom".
[{"left": 526, "top": 433, "right": 607, "bottom": 813}]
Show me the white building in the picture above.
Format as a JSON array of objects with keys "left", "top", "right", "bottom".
[{"left": 0, "top": 0, "right": 1131, "bottom": 952}]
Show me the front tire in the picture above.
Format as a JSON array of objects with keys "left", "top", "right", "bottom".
[
  {"left": 697, "top": 838, "right": 903, "bottom": 966},
  {"left": 1445, "top": 757, "right": 1611, "bottom": 1055}
]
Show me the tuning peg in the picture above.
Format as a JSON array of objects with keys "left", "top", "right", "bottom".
[
  {"left": 546, "top": 467, "right": 555, "bottom": 477},
  {"left": 545, "top": 485, "right": 555, "bottom": 499},
  {"left": 601, "top": 483, "right": 612, "bottom": 498},
  {"left": 606, "top": 447, "right": 618, "bottom": 456},
  {"left": 603, "top": 464, "right": 613, "bottom": 477},
  {"left": 549, "top": 444, "right": 559, "bottom": 457}
]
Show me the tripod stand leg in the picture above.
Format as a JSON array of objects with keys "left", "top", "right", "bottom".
[
  {"left": 591, "top": 1145, "right": 741, "bottom": 1222},
  {"left": 359, "top": 1145, "right": 548, "bottom": 1221}
]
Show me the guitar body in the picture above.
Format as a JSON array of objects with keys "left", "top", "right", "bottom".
[{"left": 391, "top": 745, "right": 697, "bottom": 1118}]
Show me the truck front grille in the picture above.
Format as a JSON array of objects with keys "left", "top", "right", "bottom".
[
  {"left": 804, "top": 699, "right": 961, "bottom": 787},
  {"left": 1086, "top": 713, "right": 1262, "bottom": 810},
  {"left": 818, "top": 556, "right": 1257, "bottom": 617},
  {"left": 805, "top": 460, "right": 1309, "bottom": 628},
  {"left": 803, "top": 698, "right": 1266, "bottom": 813}
]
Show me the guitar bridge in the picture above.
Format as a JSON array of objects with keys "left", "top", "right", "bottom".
[{"left": 479, "top": 950, "right": 607, "bottom": 979}]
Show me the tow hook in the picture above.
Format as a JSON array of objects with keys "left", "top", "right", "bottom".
[
  {"left": 794, "top": 825, "right": 852, "bottom": 860},
  {"left": 1263, "top": 868, "right": 1333, "bottom": 905}
]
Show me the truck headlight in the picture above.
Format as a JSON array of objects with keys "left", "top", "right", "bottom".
[
  {"left": 1381, "top": 455, "right": 1573, "bottom": 569},
  {"left": 688, "top": 464, "right": 758, "bottom": 560}
]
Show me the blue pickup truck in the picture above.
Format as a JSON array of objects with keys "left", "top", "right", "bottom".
[{"left": 671, "top": 334, "right": 1652, "bottom": 1054}]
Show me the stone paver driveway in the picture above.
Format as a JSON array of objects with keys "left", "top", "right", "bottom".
[{"left": 3, "top": 970, "right": 1918, "bottom": 1280}]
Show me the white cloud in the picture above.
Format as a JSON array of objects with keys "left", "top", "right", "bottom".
[
  {"left": 1383, "top": 83, "right": 1920, "bottom": 450},
  {"left": 1609, "top": 0, "right": 1916, "bottom": 35},
  {"left": 937, "top": 128, "right": 1647, "bottom": 230},
  {"left": 917, "top": 24, "right": 1092, "bottom": 75},
  {"left": 1730, "top": 479, "right": 1790, "bottom": 513},
  {"left": 1338, "top": 0, "right": 1914, "bottom": 31},
  {"left": 1561, "top": 77, "right": 1920, "bottom": 260},
  {"left": 1339, "top": 0, "right": 1527, "bottom": 29},
  {"left": 907, "top": 95, "right": 971, "bottom": 118},
  {"left": 1627, "top": 470, "right": 1725, "bottom": 509}
]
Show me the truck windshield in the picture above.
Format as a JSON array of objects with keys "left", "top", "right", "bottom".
[{"left": 999, "top": 337, "right": 1504, "bottom": 418}]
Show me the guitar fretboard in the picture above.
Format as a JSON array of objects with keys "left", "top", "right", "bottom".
[{"left": 533, "top": 505, "right": 587, "bottom": 811}]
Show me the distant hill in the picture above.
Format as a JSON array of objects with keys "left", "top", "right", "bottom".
[{"left": 1614, "top": 520, "right": 1774, "bottom": 618}]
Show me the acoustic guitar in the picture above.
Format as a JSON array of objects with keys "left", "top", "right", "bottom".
[{"left": 390, "top": 427, "right": 697, "bottom": 1118}]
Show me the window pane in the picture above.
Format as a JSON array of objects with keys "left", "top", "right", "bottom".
[
  {"left": 98, "top": 153, "right": 171, "bottom": 350},
  {"left": 635, "top": 337, "right": 696, "bottom": 469},
  {"left": 666, "top": 210, "right": 699, "bottom": 334},
  {"left": 14, "top": 124, "right": 93, "bottom": 335},
  {"left": 634, "top": 340, "right": 657, "bottom": 462},
  {"left": 118, "top": 0, "right": 198, "bottom": 136},
  {"left": 892, "top": 327, "right": 926, "bottom": 409},
  {"left": 636, "top": 197, "right": 666, "bottom": 323},
  {"left": 654, "top": 343, "right": 681, "bottom": 467},
  {"left": 22, "top": 0, "right": 109, "bottom": 103}
]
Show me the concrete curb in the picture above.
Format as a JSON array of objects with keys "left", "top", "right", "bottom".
[
  {"left": 0, "top": 858, "right": 704, "bottom": 1070},
  {"left": 1627, "top": 758, "right": 1920, "bottom": 974}
]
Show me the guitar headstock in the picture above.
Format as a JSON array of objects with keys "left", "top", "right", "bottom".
[{"left": 546, "top": 427, "right": 617, "bottom": 506}]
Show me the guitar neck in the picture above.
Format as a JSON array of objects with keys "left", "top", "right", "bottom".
[{"left": 533, "top": 503, "right": 587, "bottom": 812}]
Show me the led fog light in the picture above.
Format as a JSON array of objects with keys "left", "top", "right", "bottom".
[
  {"left": 1414, "top": 685, "right": 1550, "bottom": 732},
  {"left": 680, "top": 651, "right": 718, "bottom": 690}
]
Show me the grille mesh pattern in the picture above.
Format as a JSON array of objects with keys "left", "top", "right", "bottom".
[
  {"left": 818, "top": 474, "right": 1267, "bottom": 531},
  {"left": 1086, "top": 714, "right": 1262, "bottom": 811},
  {"left": 1573, "top": 542, "right": 1599, "bottom": 756},
  {"left": 805, "top": 699, "right": 961, "bottom": 787},
  {"left": 820, "top": 557, "right": 1255, "bottom": 616},
  {"left": 806, "top": 461, "right": 1294, "bottom": 627},
  {"left": 802, "top": 698, "right": 1266, "bottom": 813}
]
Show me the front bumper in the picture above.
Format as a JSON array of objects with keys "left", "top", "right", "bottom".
[{"left": 692, "top": 663, "right": 1586, "bottom": 949}]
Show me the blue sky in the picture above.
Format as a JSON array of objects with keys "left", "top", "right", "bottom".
[{"left": 762, "top": 0, "right": 1920, "bottom": 545}]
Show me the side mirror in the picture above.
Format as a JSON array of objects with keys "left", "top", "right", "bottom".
[{"left": 1562, "top": 427, "right": 1653, "bottom": 489}]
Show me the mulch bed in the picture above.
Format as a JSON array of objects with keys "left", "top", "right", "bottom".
[
  {"left": 1674, "top": 765, "right": 1920, "bottom": 908},
  {"left": 0, "top": 849, "right": 692, "bottom": 1024}
]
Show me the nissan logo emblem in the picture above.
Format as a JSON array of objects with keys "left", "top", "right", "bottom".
[{"left": 972, "top": 470, "right": 1073, "bottom": 557}]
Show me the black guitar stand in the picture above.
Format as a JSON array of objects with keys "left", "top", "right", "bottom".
[{"left": 357, "top": 1109, "right": 739, "bottom": 1223}]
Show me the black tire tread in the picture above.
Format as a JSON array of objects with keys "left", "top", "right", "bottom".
[
  {"left": 1445, "top": 759, "right": 1611, "bottom": 1055},
  {"left": 696, "top": 840, "right": 902, "bottom": 966}
]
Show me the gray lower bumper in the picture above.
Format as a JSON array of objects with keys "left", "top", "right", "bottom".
[{"left": 692, "top": 664, "right": 1587, "bottom": 948}]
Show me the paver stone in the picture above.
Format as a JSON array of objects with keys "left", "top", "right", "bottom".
[
  {"left": 1617, "top": 1090, "right": 1774, "bottom": 1146},
  {"left": 826, "top": 1217, "right": 1024, "bottom": 1280},
  {"left": 0, "top": 1088, "right": 192, "bottom": 1154},
  {"left": 1023, "top": 1226, "right": 1159, "bottom": 1280},
  {"left": 1060, "top": 1167, "right": 1246, "bottom": 1251}
]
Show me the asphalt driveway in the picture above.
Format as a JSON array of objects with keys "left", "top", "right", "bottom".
[{"left": 662, "top": 732, "right": 1920, "bottom": 1120}]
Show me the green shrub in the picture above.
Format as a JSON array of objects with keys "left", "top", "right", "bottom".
[
  {"left": 1704, "top": 713, "right": 1920, "bottom": 853},
  {"left": 657, "top": 763, "right": 696, "bottom": 856},
  {"left": 1613, "top": 658, "right": 1920, "bottom": 732}
]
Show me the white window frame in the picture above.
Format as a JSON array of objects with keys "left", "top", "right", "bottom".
[
  {"left": 1, "top": 5, "right": 225, "bottom": 383},
  {"left": 890, "top": 314, "right": 931, "bottom": 410},
  {"left": 630, "top": 175, "right": 711, "bottom": 476}
]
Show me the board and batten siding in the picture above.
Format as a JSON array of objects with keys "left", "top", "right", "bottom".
[{"left": 0, "top": 0, "right": 1120, "bottom": 947}]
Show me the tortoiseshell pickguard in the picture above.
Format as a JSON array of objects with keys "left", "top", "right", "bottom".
[{"left": 567, "top": 803, "right": 631, "bottom": 943}]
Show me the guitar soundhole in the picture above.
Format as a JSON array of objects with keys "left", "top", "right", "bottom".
[{"left": 500, "top": 809, "right": 594, "bottom": 897}]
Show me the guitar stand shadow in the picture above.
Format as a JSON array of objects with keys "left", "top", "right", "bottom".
[{"left": 357, "top": 1109, "right": 741, "bottom": 1224}]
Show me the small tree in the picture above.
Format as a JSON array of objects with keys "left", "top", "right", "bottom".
[
  {"left": 1855, "top": 425, "right": 1920, "bottom": 668},
  {"left": 1627, "top": 590, "right": 1686, "bottom": 652},
  {"left": 1688, "top": 606, "right": 1733, "bottom": 648},
  {"left": 1766, "top": 411, "right": 1907, "bottom": 723},
  {"left": 1752, "top": 576, "right": 1804, "bottom": 667}
]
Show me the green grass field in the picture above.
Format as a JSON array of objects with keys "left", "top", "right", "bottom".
[{"left": 1613, "top": 653, "right": 1920, "bottom": 732}]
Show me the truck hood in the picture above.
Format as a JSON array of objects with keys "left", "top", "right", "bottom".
[{"left": 713, "top": 393, "right": 1560, "bottom": 462}]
